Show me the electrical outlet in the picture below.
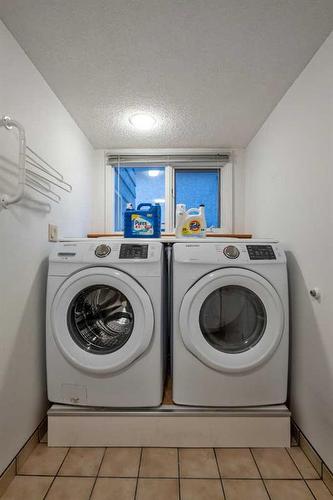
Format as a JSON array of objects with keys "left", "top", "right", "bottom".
[{"left": 48, "top": 224, "right": 58, "bottom": 242}]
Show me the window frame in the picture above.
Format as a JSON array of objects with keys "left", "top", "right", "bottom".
[{"left": 105, "top": 151, "right": 233, "bottom": 233}]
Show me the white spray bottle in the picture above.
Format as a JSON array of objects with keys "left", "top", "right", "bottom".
[{"left": 175, "top": 204, "right": 186, "bottom": 231}]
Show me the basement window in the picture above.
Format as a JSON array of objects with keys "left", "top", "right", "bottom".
[
  {"left": 174, "top": 169, "right": 220, "bottom": 228},
  {"left": 114, "top": 166, "right": 166, "bottom": 231},
  {"left": 106, "top": 153, "right": 233, "bottom": 233}
]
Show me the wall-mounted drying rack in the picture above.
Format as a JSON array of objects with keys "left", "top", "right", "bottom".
[{"left": 0, "top": 115, "right": 72, "bottom": 209}]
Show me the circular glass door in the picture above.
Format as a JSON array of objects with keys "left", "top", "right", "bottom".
[
  {"left": 179, "top": 268, "right": 284, "bottom": 373},
  {"left": 199, "top": 285, "right": 267, "bottom": 354},
  {"left": 51, "top": 267, "right": 154, "bottom": 374},
  {"left": 67, "top": 285, "right": 134, "bottom": 355}
]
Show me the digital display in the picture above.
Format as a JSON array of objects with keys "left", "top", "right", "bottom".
[
  {"left": 247, "top": 245, "right": 276, "bottom": 260},
  {"left": 119, "top": 244, "right": 149, "bottom": 259}
]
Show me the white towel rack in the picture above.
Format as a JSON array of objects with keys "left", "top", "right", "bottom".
[{"left": 0, "top": 115, "right": 72, "bottom": 209}]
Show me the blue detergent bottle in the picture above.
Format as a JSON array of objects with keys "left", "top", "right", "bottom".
[{"left": 124, "top": 203, "right": 161, "bottom": 238}]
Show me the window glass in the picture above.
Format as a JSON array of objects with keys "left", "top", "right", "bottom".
[
  {"left": 199, "top": 285, "right": 267, "bottom": 353},
  {"left": 114, "top": 166, "right": 165, "bottom": 231},
  {"left": 175, "top": 169, "right": 220, "bottom": 228}
]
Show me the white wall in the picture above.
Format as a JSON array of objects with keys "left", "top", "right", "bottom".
[
  {"left": 91, "top": 150, "right": 106, "bottom": 233},
  {"left": 233, "top": 149, "right": 245, "bottom": 232},
  {"left": 244, "top": 32, "right": 333, "bottom": 470},
  {"left": 0, "top": 21, "right": 94, "bottom": 474}
]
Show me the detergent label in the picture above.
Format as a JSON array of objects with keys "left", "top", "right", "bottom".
[
  {"left": 189, "top": 220, "right": 201, "bottom": 232},
  {"left": 182, "top": 219, "right": 201, "bottom": 236},
  {"left": 131, "top": 214, "right": 154, "bottom": 235}
]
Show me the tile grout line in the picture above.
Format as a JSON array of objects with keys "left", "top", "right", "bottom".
[
  {"left": 15, "top": 474, "right": 328, "bottom": 480},
  {"left": 88, "top": 447, "right": 107, "bottom": 500},
  {"left": 249, "top": 448, "right": 272, "bottom": 500},
  {"left": 55, "top": 447, "right": 71, "bottom": 477},
  {"left": 284, "top": 447, "right": 305, "bottom": 478},
  {"left": 42, "top": 475, "right": 56, "bottom": 499},
  {"left": 134, "top": 448, "right": 143, "bottom": 500},
  {"left": 16, "top": 474, "right": 323, "bottom": 481},
  {"left": 303, "top": 482, "right": 319, "bottom": 500},
  {"left": 213, "top": 448, "right": 227, "bottom": 500},
  {"left": 42, "top": 446, "right": 71, "bottom": 499},
  {"left": 284, "top": 447, "right": 317, "bottom": 499}
]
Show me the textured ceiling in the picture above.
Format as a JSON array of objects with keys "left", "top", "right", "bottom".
[{"left": 1, "top": 0, "right": 333, "bottom": 148}]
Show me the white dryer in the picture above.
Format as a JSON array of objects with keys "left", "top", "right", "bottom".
[
  {"left": 47, "top": 240, "right": 164, "bottom": 407},
  {"left": 172, "top": 241, "right": 289, "bottom": 406}
]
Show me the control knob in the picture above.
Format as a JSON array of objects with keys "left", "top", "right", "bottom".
[
  {"left": 223, "top": 245, "right": 240, "bottom": 259},
  {"left": 95, "top": 244, "right": 111, "bottom": 258}
]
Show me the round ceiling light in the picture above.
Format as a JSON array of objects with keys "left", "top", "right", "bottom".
[
  {"left": 148, "top": 170, "right": 160, "bottom": 177},
  {"left": 129, "top": 113, "right": 156, "bottom": 131}
]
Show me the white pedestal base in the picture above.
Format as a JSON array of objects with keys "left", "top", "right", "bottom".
[{"left": 48, "top": 404, "right": 290, "bottom": 448}]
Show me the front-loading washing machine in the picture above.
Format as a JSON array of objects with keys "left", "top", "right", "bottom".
[
  {"left": 47, "top": 240, "right": 164, "bottom": 407},
  {"left": 172, "top": 241, "right": 288, "bottom": 406}
]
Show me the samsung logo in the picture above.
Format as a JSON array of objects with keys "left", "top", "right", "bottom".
[{"left": 185, "top": 244, "right": 200, "bottom": 247}]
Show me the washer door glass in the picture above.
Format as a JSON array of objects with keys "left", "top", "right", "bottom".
[
  {"left": 68, "top": 285, "right": 134, "bottom": 355},
  {"left": 179, "top": 268, "right": 284, "bottom": 373},
  {"left": 51, "top": 267, "right": 154, "bottom": 374},
  {"left": 199, "top": 285, "right": 267, "bottom": 354}
]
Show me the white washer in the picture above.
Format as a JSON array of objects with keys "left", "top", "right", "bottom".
[
  {"left": 47, "top": 240, "right": 165, "bottom": 407},
  {"left": 172, "top": 241, "right": 289, "bottom": 406}
]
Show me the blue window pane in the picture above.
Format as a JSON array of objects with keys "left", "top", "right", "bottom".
[
  {"left": 175, "top": 169, "right": 220, "bottom": 228},
  {"left": 114, "top": 166, "right": 165, "bottom": 231}
]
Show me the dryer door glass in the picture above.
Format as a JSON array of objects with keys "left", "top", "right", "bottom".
[
  {"left": 199, "top": 285, "right": 267, "bottom": 353},
  {"left": 67, "top": 285, "right": 134, "bottom": 354}
]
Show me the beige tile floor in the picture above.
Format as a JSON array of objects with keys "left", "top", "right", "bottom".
[{"left": 2, "top": 444, "right": 332, "bottom": 499}]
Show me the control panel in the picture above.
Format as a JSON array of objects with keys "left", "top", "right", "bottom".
[
  {"left": 119, "top": 243, "right": 149, "bottom": 259},
  {"left": 247, "top": 245, "right": 276, "bottom": 260}
]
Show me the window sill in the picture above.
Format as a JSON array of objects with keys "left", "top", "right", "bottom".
[{"left": 87, "top": 232, "right": 252, "bottom": 239}]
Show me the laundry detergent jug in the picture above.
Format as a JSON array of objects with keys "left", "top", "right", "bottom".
[
  {"left": 124, "top": 203, "right": 161, "bottom": 238},
  {"left": 175, "top": 204, "right": 207, "bottom": 238}
]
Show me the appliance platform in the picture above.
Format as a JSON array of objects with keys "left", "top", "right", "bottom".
[{"left": 48, "top": 403, "right": 290, "bottom": 448}]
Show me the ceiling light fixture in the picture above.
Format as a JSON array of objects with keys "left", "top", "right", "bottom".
[
  {"left": 129, "top": 113, "right": 156, "bottom": 131},
  {"left": 148, "top": 170, "right": 160, "bottom": 177}
]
